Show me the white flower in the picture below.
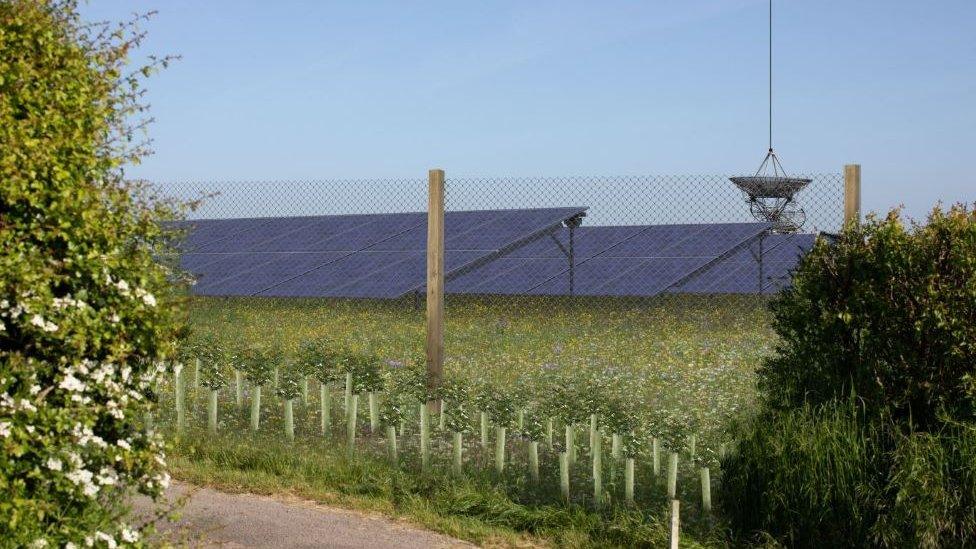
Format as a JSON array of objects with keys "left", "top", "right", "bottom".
[
  {"left": 59, "top": 374, "right": 86, "bottom": 393},
  {"left": 141, "top": 292, "right": 157, "bottom": 307},
  {"left": 46, "top": 457, "right": 63, "bottom": 471},
  {"left": 0, "top": 322, "right": 5, "bottom": 333},
  {"left": 66, "top": 468, "right": 99, "bottom": 497},
  {"left": 0, "top": 299, "right": 8, "bottom": 309},
  {"left": 119, "top": 526, "right": 139, "bottom": 543},
  {"left": 94, "top": 531, "right": 116, "bottom": 549},
  {"left": 96, "top": 468, "right": 117, "bottom": 486},
  {"left": 29, "top": 539, "right": 47, "bottom": 548},
  {"left": 0, "top": 421, "right": 11, "bottom": 437},
  {"left": 27, "top": 313, "right": 59, "bottom": 332},
  {"left": 65, "top": 543, "right": 78, "bottom": 549},
  {"left": 109, "top": 313, "right": 120, "bottom": 324}
]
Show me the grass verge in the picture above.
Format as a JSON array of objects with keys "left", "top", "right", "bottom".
[{"left": 168, "top": 427, "right": 720, "bottom": 548}]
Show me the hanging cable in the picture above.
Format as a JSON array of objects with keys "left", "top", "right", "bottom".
[{"left": 768, "top": 0, "right": 773, "bottom": 152}]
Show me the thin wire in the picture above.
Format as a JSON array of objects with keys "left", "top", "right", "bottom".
[{"left": 768, "top": 0, "right": 773, "bottom": 152}]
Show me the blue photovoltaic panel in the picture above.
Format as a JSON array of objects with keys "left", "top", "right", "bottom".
[
  {"left": 190, "top": 252, "right": 348, "bottom": 296},
  {"left": 242, "top": 215, "right": 391, "bottom": 252},
  {"left": 653, "top": 223, "right": 770, "bottom": 257},
  {"left": 175, "top": 209, "right": 810, "bottom": 299},
  {"left": 670, "top": 233, "right": 816, "bottom": 294},
  {"left": 190, "top": 217, "right": 326, "bottom": 254},
  {"left": 446, "top": 208, "right": 585, "bottom": 252},
  {"left": 309, "top": 214, "right": 426, "bottom": 252},
  {"left": 503, "top": 226, "right": 647, "bottom": 260},
  {"left": 256, "top": 252, "right": 409, "bottom": 298},
  {"left": 368, "top": 210, "right": 503, "bottom": 252},
  {"left": 178, "top": 252, "right": 234, "bottom": 273},
  {"left": 447, "top": 258, "right": 571, "bottom": 295},
  {"left": 174, "top": 218, "right": 275, "bottom": 252},
  {"left": 594, "top": 223, "right": 768, "bottom": 258},
  {"left": 187, "top": 254, "right": 279, "bottom": 292},
  {"left": 453, "top": 223, "right": 773, "bottom": 297},
  {"left": 325, "top": 251, "right": 484, "bottom": 298},
  {"left": 593, "top": 224, "right": 711, "bottom": 258},
  {"left": 586, "top": 257, "right": 714, "bottom": 296},
  {"left": 176, "top": 207, "right": 584, "bottom": 299}
]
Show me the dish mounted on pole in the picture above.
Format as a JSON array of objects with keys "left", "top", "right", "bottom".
[{"left": 730, "top": 0, "right": 809, "bottom": 233}]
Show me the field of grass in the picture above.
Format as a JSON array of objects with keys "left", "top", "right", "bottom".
[{"left": 163, "top": 294, "right": 776, "bottom": 547}]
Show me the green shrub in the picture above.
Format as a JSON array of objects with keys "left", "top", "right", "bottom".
[
  {"left": 724, "top": 205, "right": 976, "bottom": 547},
  {"left": 0, "top": 0, "right": 180, "bottom": 545},
  {"left": 240, "top": 346, "right": 278, "bottom": 387},
  {"left": 275, "top": 363, "right": 303, "bottom": 401},
  {"left": 759, "top": 206, "right": 976, "bottom": 428}
]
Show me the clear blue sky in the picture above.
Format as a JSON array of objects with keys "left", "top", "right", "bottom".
[{"left": 81, "top": 0, "right": 974, "bottom": 221}]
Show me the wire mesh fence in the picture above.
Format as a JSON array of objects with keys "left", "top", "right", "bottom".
[{"left": 155, "top": 171, "right": 844, "bottom": 388}]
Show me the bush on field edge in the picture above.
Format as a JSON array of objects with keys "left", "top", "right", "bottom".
[
  {"left": 721, "top": 205, "right": 976, "bottom": 548},
  {"left": 1, "top": 1, "right": 181, "bottom": 546}
]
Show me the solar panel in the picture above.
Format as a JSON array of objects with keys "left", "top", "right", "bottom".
[
  {"left": 178, "top": 208, "right": 586, "bottom": 298},
  {"left": 194, "top": 252, "right": 349, "bottom": 296},
  {"left": 174, "top": 218, "right": 275, "bottom": 252},
  {"left": 228, "top": 215, "right": 368, "bottom": 252},
  {"left": 670, "top": 233, "right": 816, "bottom": 294},
  {"left": 176, "top": 209, "right": 813, "bottom": 299},
  {"left": 452, "top": 223, "right": 773, "bottom": 297},
  {"left": 447, "top": 258, "right": 571, "bottom": 295},
  {"left": 504, "top": 226, "right": 647, "bottom": 260}
]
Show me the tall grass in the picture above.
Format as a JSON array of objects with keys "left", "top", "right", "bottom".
[{"left": 721, "top": 399, "right": 976, "bottom": 548}]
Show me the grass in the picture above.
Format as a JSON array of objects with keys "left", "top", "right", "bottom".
[
  {"left": 167, "top": 424, "right": 717, "bottom": 548},
  {"left": 163, "top": 294, "right": 774, "bottom": 547}
]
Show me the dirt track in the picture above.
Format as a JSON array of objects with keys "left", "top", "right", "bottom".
[{"left": 131, "top": 482, "right": 475, "bottom": 548}]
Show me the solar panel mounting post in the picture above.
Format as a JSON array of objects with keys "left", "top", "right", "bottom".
[
  {"left": 758, "top": 232, "right": 765, "bottom": 293},
  {"left": 426, "top": 169, "right": 445, "bottom": 414},
  {"left": 564, "top": 214, "right": 584, "bottom": 296}
]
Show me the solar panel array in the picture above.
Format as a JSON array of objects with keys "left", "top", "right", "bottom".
[
  {"left": 175, "top": 209, "right": 814, "bottom": 299},
  {"left": 447, "top": 223, "right": 777, "bottom": 296},
  {"left": 175, "top": 208, "right": 587, "bottom": 298}
]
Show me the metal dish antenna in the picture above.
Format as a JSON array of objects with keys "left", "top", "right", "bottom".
[{"left": 730, "top": 0, "right": 810, "bottom": 233}]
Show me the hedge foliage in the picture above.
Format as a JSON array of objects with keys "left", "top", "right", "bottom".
[
  {"left": 1, "top": 1, "right": 181, "bottom": 546},
  {"left": 723, "top": 205, "right": 976, "bottom": 547},
  {"left": 759, "top": 206, "right": 976, "bottom": 428}
]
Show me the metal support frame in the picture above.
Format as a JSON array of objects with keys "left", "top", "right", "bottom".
[
  {"left": 747, "top": 230, "right": 768, "bottom": 294},
  {"left": 553, "top": 214, "right": 584, "bottom": 296}
]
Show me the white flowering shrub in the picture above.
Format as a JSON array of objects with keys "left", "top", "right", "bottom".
[{"left": 1, "top": 1, "right": 181, "bottom": 545}]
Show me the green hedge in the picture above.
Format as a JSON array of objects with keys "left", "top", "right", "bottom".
[
  {"left": 759, "top": 206, "right": 976, "bottom": 428},
  {"left": 1, "top": 1, "right": 180, "bottom": 546},
  {"left": 722, "top": 205, "right": 976, "bottom": 547}
]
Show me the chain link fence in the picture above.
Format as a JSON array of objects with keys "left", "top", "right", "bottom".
[{"left": 156, "top": 172, "right": 844, "bottom": 388}]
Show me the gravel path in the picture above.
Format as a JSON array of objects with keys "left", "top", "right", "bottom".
[{"left": 131, "top": 482, "right": 475, "bottom": 548}]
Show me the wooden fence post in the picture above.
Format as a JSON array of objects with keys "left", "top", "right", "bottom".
[
  {"left": 844, "top": 164, "right": 861, "bottom": 226},
  {"left": 426, "top": 169, "right": 445, "bottom": 412}
]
